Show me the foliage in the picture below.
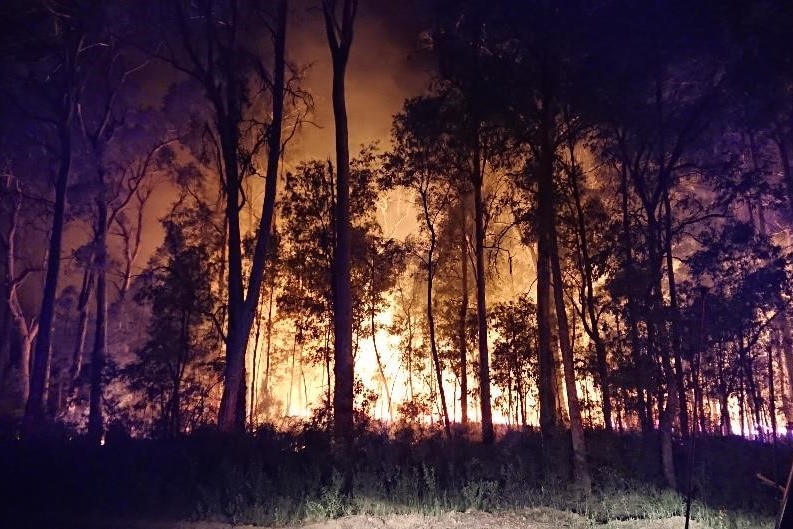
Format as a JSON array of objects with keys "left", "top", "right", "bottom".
[
  {"left": 490, "top": 294, "right": 538, "bottom": 426},
  {"left": 123, "top": 198, "right": 223, "bottom": 437}
]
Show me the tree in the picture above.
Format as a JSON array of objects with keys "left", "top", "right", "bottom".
[
  {"left": 0, "top": 173, "right": 40, "bottom": 407},
  {"left": 2, "top": 0, "right": 90, "bottom": 438},
  {"left": 322, "top": 0, "right": 358, "bottom": 487},
  {"left": 490, "top": 294, "right": 537, "bottom": 427},
  {"left": 387, "top": 95, "right": 461, "bottom": 439},
  {"left": 279, "top": 152, "right": 402, "bottom": 420},
  {"left": 125, "top": 197, "right": 222, "bottom": 437},
  {"left": 73, "top": 22, "right": 162, "bottom": 443},
  {"left": 157, "top": 0, "right": 293, "bottom": 432}
]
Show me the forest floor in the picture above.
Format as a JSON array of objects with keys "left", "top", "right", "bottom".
[{"left": 70, "top": 508, "right": 733, "bottom": 529}]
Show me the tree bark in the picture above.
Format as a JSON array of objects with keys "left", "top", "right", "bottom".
[
  {"left": 458, "top": 200, "right": 469, "bottom": 425},
  {"left": 323, "top": 0, "right": 358, "bottom": 492},
  {"left": 71, "top": 267, "right": 94, "bottom": 383},
  {"left": 537, "top": 235, "right": 559, "bottom": 434},
  {"left": 619, "top": 164, "right": 650, "bottom": 432},
  {"left": 2, "top": 175, "right": 39, "bottom": 405},
  {"left": 567, "top": 147, "right": 612, "bottom": 431},
  {"left": 781, "top": 315, "right": 793, "bottom": 433},
  {"left": 23, "top": 112, "right": 74, "bottom": 438},
  {"left": 425, "top": 227, "right": 451, "bottom": 439},
  {"left": 473, "top": 151, "right": 494, "bottom": 444},
  {"left": 550, "top": 223, "right": 591, "bottom": 494},
  {"left": 217, "top": 0, "right": 288, "bottom": 432},
  {"left": 370, "top": 244, "right": 392, "bottom": 418},
  {"left": 88, "top": 173, "right": 108, "bottom": 444},
  {"left": 663, "top": 190, "right": 688, "bottom": 437}
]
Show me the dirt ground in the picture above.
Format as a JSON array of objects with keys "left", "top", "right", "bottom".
[{"left": 103, "top": 508, "right": 721, "bottom": 529}]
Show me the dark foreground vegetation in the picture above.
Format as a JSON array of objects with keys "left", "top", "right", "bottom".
[{"left": 0, "top": 425, "right": 786, "bottom": 528}]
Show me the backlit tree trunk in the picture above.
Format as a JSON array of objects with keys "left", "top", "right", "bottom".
[
  {"left": 2, "top": 175, "right": 39, "bottom": 405},
  {"left": 323, "top": 0, "right": 358, "bottom": 491},
  {"left": 71, "top": 268, "right": 94, "bottom": 383},
  {"left": 537, "top": 234, "right": 559, "bottom": 434},
  {"left": 473, "top": 149, "right": 494, "bottom": 444},
  {"left": 424, "top": 215, "right": 451, "bottom": 439},
  {"left": 567, "top": 145, "right": 612, "bottom": 432},
  {"left": 88, "top": 170, "right": 108, "bottom": 444},
  {"left": 458, "top": 201, "right": 469, "bottom": 425},
  {"left": 217, "top": 0, "right": 288, "bottom": 432},
  {"left": 550, "top": 225, "right": 591, "bottom": 494},
  {"left": 23, "top": 95, "right": 76, "bottom": 438}
]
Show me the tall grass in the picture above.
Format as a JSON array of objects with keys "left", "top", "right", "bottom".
[{"left": 0, "top": 424, "right": 785, "bottom": 527}]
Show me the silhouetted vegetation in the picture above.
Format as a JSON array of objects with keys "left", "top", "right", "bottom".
[{"left": 0, "top": 424, "right": 785, "bottom": 527}]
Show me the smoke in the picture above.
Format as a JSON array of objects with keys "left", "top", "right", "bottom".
[{"left": 286, "top": 0, "right": 434, "bottom": 165}]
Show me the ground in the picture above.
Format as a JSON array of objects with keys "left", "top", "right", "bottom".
[{"left": 79, "top": 508, "right": 728, "bottom": 529}]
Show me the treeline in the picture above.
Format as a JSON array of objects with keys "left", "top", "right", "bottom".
[{"left": 1, "top": 0, "right": 792, "bottom": 494}]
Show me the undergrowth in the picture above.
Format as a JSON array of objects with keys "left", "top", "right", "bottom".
[{"left": 0, "top": 423, "right": 785, "bottom": 528}]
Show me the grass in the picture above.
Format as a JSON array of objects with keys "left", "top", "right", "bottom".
[{"left": 0, "top": 424, "right": 786, "bottom": 528}]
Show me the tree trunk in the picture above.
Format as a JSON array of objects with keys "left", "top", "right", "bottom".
[
  {"left": 426, "top": 233, "right": 451, "bottom": 439},
  {"left": 550, "top": 225, "right": 591, "bottom": 494},
  {"left": 768, "top": 344, "right": 777, "bottom": 440},
  {"left": 3, "top": 176, "right": 39, "bottom": 406},
  {"left": 88, "top": 179, "right": 108, "bottom": 445},
  {"left": 370, "top": 245, "right": 392, "bottom": 418},
  {"left": 218, "top": 0, "right": 288, "bottom": 433},
  {"left": 619, "top": 164, "right": 650, "bottom": 432},
  {"left": 458, "top": 201, "right": 469, "bottom": 425},
  {"left": 549, "top": 280, "right": 569, "bottom": 424},
  {"left": 567, "top": 152, "right": 612, "bottom": 431},
  {"left": 261, "top": 278, "right": 275, "bottom": 413},
  {"left": 537, "top": 237, "right": 559, "bottom": 434},
  {"left": 717, "top": 348, "right": 731, "bottom": 435},
  {"left": 781, "top": 316, "right": 793, "bottom": 433},
  {"left": 323, "top": 0, "right": 357, "bottom": 492},
  {"left": 473, "top": 153, "right": 494, "bottom": 444},
  {"left": 647, "top": 210, "right": 676, "bottom": 488},
  {"left": 71, "top": 267, "right": 94, "bottom": 383},
  {"left": 23, "top": 116, "right": 73, "bottom": 438},
  {"left": 663, "top": 190, "right": 688, "bottom": 437}
]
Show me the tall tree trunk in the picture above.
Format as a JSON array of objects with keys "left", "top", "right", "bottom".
[
  {"left": 218, "top": 0, "right": 288, "bottom": 432},
  {"left": 567, "top": 147, "right": 612, "bottom": 431},
  {"left": 473, "top": 163, "right": 493, "bottom": 444},
  {"left": 663, "top": 190, "right": 688, "bottom": 437},
  {"left": 250, "top": 301, "right": 263, "bottom": 429},
  {"left": 3, "top": 176, "right": 39, "bottom": 405},
  {"left": 23, "top": 116, "right": 73, "bottom": 438},
  {"left": 647, "top": 211, "right": 677, "bottom": 488},
  {"left": 717, "top": 348, "right": 731, "bottom": 435},
  {"left": 261, "top": 278, "right": 275, "bottom": 412},
  {"left": 458, "top": 201, "right": 469, "bottom": 425},
  {"left": 768, "top": 344, "right": 777, "bottom": 440},
  {"left": 71, "top": 267, "right": 94, "bottom": 383},
  {"left": 549, "top": 279, "right": 569, "bottom": 424},
  {"left": 370, "top": 244, "right": 392, "bottom": 418},
  {"left": 88, "top": 179, "right": 108, "bottom": 444},
  {"left": 781, "top": 316, "right": 793, "bottom": 433},
  {"left": 323, "top": 0, "right": 357, "bottom": 492},
  {"left": 425, "top": 231, "right": 451, "bottom": 439},
  {"left": 619, "top": 164, "right": 649, "bottom": 432},
  {"left": 550, "top": 225, "right": 591, "bottom": 494},
  {"left": 537, "top": 233, "right": 559, "bottom": 434}
]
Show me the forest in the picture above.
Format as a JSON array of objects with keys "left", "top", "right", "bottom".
[{"left": 1, "top": 0, "right": 793, "bottom": 527}]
